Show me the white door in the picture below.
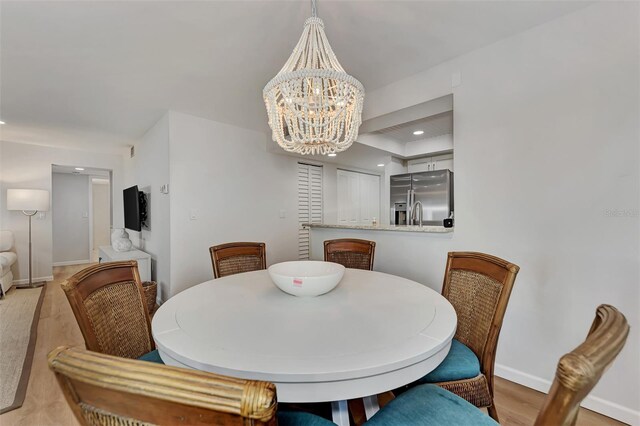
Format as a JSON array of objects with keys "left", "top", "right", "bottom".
[
  {"left": 337, "top": 170, "right": 381, "bottom": 226},
  {"left": 298, "top": 163, "right": 323, "bottom": 260},
  {"left": 337, "top": 170, "right": 350, "bottom": 225},
  {"left": 359, "top": 174, "right": 380, "bottom": 225},
  {"left": 347, "top": 172, "right": 360, "bottom": 224}
]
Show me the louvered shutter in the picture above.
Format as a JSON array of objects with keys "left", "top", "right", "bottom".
[{"left": 298, "top": 163, "right": 323, "bottom": 260}]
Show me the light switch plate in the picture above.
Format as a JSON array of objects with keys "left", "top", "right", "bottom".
[
  {"left": 279, "top": 210, "right": 286, "bottom": 219},
  {"left": 189, "top": 209, "right": 198, "bottom": 220}
]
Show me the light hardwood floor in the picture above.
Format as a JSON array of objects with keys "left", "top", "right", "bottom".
[{"left": 0, "top": 265, "right": 625, "bottom": 426}]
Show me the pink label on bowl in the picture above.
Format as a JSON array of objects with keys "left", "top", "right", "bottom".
[{"left": 293, "top": 278, "right": 303, "bottom": 286}]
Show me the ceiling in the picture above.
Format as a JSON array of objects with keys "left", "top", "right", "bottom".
[
  {"left": 52, "top": 164, "right": 111, "bottom": 177},
  {"left": 0, "top": 1, "right": 589, "bottom": 153},
  {"left": 271, "top": 138, "right": 394, "bottom": 173},
  {"left": 373, "top": 111, "right": 453, "bottom": 143}
]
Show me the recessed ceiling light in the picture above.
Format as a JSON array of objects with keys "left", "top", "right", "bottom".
[
  {"left": 75, "top": 167, "right": 85, "bottom": 171},
  {"left": 377, "top": 163, "right": 385, "bottom": 167},
  {"left": 328, "top": 153, "right": 337, "bottom": 157},
  {"left": 413, "top": 130, "right": 424, "bottom": 135},
  {"left": 0, "top": 121, "right": 5, "bottom": 125}
]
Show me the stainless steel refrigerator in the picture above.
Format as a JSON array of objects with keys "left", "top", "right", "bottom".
[{"left": 390, "top": 170, "right": 454, "bottom": 226}]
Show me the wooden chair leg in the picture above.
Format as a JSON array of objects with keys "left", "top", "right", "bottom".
[
  {"left": 487, "top": 403, "right": 499, "bottom": 422},
  {"left": 377, "top": 391, "right": 395, "bottom": 408},
  {"left": 348, "top": 392, "right": 396, "bottom": 425},
  {"left": 348, "top": 399, "right": 367, "bottom": 426}
]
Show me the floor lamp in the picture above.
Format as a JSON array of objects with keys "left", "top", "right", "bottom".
[{"left": 7, "top": 189, "right": 50, "bottom": 288}]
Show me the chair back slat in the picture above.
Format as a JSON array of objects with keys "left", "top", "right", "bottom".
[
  {"left": 209, "top": 242, "right": 267, "bottom": 279},
  {"left": 535, "top": 305, "right": 629, "bottom": 425},
  {"left": 324, "top": 239, "right": 376, "bottom": 270},
  {"left": 62, "top": 261, "right": 154, "bottom": 359},
  {"left": 48, "top": 346, "right": 278, "bottom": 426}
]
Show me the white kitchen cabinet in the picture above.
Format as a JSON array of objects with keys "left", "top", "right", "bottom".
[
  {"left": 98, "top": 245, "right": 151, "bottom": 282},
  {"left": 337, "top": 170, "right": 380, "bottom": 226},
  {"left": 407, "top": 153, "right": 454, "bottom": 173}
]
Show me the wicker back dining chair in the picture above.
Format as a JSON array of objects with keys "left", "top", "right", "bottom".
[
  {"left": 49, "top": 346, "right": 334, "bottom": 426},
  {"left": 210, "top": 242, "right": 267, "bottom": 279},
  {"left": 366, "top": 305, "right": 629, "bottom": 426},
  {"left": 61, "top": 261, "right": 156, "bottom": 360},
  {"left": 323, "top": 239, "right": 376, "bottom": 270},
  {"left": 416, "top": 251, "right": 519, "bottom": 422},
  {"left": 535, "top": 304, "right": 629, "bottom": 425}
]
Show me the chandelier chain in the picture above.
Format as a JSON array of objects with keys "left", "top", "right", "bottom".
[{"left": 311, "top": 0, "right": 317, "bottom": 18}]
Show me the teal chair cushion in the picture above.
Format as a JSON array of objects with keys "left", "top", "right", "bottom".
[
  {"left": 418, "top": 339, "right": 480, "bottom": 384},
  {"left": 137, "top": 349, "right": 164, "bottom": 364},
  {"left": 278, "top": 411, "right": 336, "bottom": 425},
  {"left": 365, "top": 384, "right": 498, "bottom": 426}
]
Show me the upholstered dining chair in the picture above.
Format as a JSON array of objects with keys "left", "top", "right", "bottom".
[
  {"left": 365, "top": 304, "right": 629, "bottom": 425},
  {"left": 210, "top": 242, "right": 267, "bottom": 278},
  {"left": 49, "top": 346, "right": 335, "bottom": 426},
  {"left": 324, "top": 239, "right": 376, "bottom": 270},
  {"left": 61, "top": 261, "right": 162, "bottom": 363},
  {"left": 408, "top": 251, "right": 519, "bottom": 422}
]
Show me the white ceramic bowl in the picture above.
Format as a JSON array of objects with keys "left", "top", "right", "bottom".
[{"left": 268, "top": 261, "right": 345, "bottom": 297}]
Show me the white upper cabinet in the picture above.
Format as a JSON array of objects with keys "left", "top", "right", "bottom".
[
  {"left": 337, "top": 170, "right": 381, "bottom": 226},
  {"left": 407, "top": 153, "right": 454, "bottom": 173}
]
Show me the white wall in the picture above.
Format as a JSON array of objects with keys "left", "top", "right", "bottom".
[
  {"left": 404, "top": 134, "right": 453, "bottom": 158},
  {"left": 52, "top": 173, "right": 90, "bottom": 264},
  {"left": 123, "top": 112, "right": 171, "bottom": 301},
  {"left": 0, "top": 141, "right": 126, "bottom": 282},
  {"left": 167, "top": 112, "right": 300, "bottom": 297},
  {"left": 357, "top": 133, "right": 406, "bottom": 156},
  {"left": 344, "top": 3, "right": 640, "bottom": 423}
]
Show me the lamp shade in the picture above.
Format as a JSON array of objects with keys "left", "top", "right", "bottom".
[{"left": 7, "top": 189, "right": 50, "bottom": 212}]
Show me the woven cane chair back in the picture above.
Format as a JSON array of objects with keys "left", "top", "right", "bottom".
[
  {"left": 48, "top": 346, "right": 278, "bottom": 426},
  {"left": 442, "top": 252, "right": 519, "bottom": 370},
  {"left": 324, "top": 239, "right": 376, "bottom": 270},
  {"left": 209, "top": 242, "right": 267, "bottom": 279},
  {"left": 535, "top": 305, "right": 629, "bottom": 425},
  {"left": 61, "top": 261, "right": 154, "bottom": 359}
]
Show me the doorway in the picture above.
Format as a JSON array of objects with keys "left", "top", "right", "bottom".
[
  {"left": 91, "top": 177, "right": 111, "bottom": 261},
  {"left": 51, "top": 165, "right": 112, "bottom": 266}
]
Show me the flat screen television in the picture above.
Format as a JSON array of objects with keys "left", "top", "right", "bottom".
[{"left": 123, "top": 185, "right": 141, "bottom": 231}]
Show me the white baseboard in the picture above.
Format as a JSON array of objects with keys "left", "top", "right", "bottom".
[
  {"left": 12, "top": 275, "right": 54, "bottom": 285},
  {"left": 495, "top": 363, "right": 639, "bottom": 425},
  {"left": 52, "top": 260, "right": 92, "bottom": 267}
]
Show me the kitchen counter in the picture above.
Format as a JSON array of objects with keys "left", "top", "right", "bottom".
[{"left": 303, "top": 223, "right": 453, "bottom": 233}]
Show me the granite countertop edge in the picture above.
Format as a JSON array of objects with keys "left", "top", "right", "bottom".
[{"left": 302, "top": 223, "right": 454, "bottom": 233}]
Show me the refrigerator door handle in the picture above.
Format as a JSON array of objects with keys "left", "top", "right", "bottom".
[
  {"left": 406, "top": 189, "right": 412, "bottom": 225},
  {"left": 407, "top": 189, "right": 416, "bottom": 225}
]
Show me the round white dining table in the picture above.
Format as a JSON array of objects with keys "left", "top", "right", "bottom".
[{"left": 152, "top": 268, "right": 456, "bottom": 425}]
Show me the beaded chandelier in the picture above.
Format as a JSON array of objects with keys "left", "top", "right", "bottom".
[{"left": 263, "top": 0, "right": 364, "bottom": 155}]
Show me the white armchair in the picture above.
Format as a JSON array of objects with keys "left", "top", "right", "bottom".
[{"left": 0, "top": 230, "right": 17, "bottom": 296}]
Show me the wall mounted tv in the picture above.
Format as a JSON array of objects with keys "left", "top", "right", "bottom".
[{"left": 123, "top": 185, "right": 147, "bottom": 231}]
